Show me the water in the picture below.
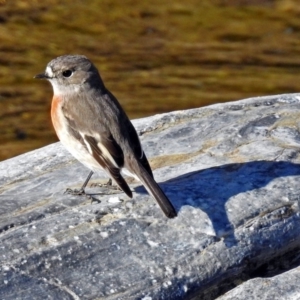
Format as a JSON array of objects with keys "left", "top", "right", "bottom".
[{"left": 0, "top": 0, "right": 299, "bottom": 160}]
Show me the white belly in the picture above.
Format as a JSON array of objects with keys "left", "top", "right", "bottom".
[{"left": 52, "top": 102, "right": 103, "bottom": 173}]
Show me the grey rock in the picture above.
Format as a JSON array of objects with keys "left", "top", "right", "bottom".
[
  {"left": 216, "top": 266, "right": 300, "bottom": 300},
  {"left": 1, "top": 93, "right": 300, "bottom": 299}
]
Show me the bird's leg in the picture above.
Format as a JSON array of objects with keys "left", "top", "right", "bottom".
[{"left": 65, "top": 171, "right": 94, "bottom": 195}]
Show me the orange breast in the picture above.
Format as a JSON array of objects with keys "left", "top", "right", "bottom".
[{"left": 51, "top": 95, "right": 63, "bottom": 135}]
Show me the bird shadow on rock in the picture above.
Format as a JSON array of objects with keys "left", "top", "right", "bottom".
[{"left": 135, "top": 160, "right": 300, "bottom": 247}]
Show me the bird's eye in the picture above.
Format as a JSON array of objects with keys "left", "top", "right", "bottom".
[{"left": 62, "top": 70, "right": 73, "bottom": 77}]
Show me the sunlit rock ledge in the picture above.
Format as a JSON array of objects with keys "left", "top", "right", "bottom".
[{"left": 1, "top": 93, "right": 300, "bottom": 300}]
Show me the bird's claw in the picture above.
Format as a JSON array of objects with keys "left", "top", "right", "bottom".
[{"left": 64, "top": 188, "right": 85, "bottom": 195}]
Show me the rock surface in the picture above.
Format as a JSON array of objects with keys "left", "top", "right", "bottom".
[
  {"left": 1, "top": 93, "right": 300, "bottom": 299},
  {"left": 217, "top": 265, "right": 300, "bottom": 300}
]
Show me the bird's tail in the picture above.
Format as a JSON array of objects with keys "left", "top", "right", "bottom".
[{"left": 134, "top": 162, "right": 177, "bottom": 218}]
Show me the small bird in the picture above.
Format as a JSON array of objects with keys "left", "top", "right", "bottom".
[{"left": 35, "top": 55, "right": 177, "bottom": 218}]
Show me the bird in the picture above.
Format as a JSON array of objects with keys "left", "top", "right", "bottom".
[{"left": 34, "top": 55, "right": 177, "bottom": 218}]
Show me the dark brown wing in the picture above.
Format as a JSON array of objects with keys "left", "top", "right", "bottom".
[
  {"left": 63, "top": 109, "right": 132, "bottom": 198},
  {"left": 83, "top": 134, "right": 132, "bottom": 198},
  {"left": 104, "top": 91, "right": 154, "bottom": 178}
]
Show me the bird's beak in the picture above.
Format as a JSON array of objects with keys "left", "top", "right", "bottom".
[{"left": 34, "top": 72, "right": 49, "bottom": 79}]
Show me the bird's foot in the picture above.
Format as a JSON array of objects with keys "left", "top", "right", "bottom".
[
  {"left": 64, "top": 187, "right": 86, "bottom": 196},
  {"left": 91, "top": 178, "right": 122, "bottom": 192},
  {"left": 91, "top": 178, "right": 113, "bottom": 188},
  {"left": 64, "top": 187, "right": 101, "bottom": 203}
]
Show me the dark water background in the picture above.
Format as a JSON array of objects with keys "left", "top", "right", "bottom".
[{"left": 1, "top": 0, "right": 300, "bottom": 161}]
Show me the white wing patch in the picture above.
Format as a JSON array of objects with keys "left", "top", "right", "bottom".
[
  {"left": 97, "top": 142, "right": 119, "bottom": 168},
  {"left": 82, "top": 136, "right": 93, "bottom": 155},
  {"left": 81, "top": 133, "right": 119, "bottom": 169}
]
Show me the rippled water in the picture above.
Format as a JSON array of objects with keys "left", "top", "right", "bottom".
[{"left": 0, "top": 0, "right": 299, "bottom": 160}]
